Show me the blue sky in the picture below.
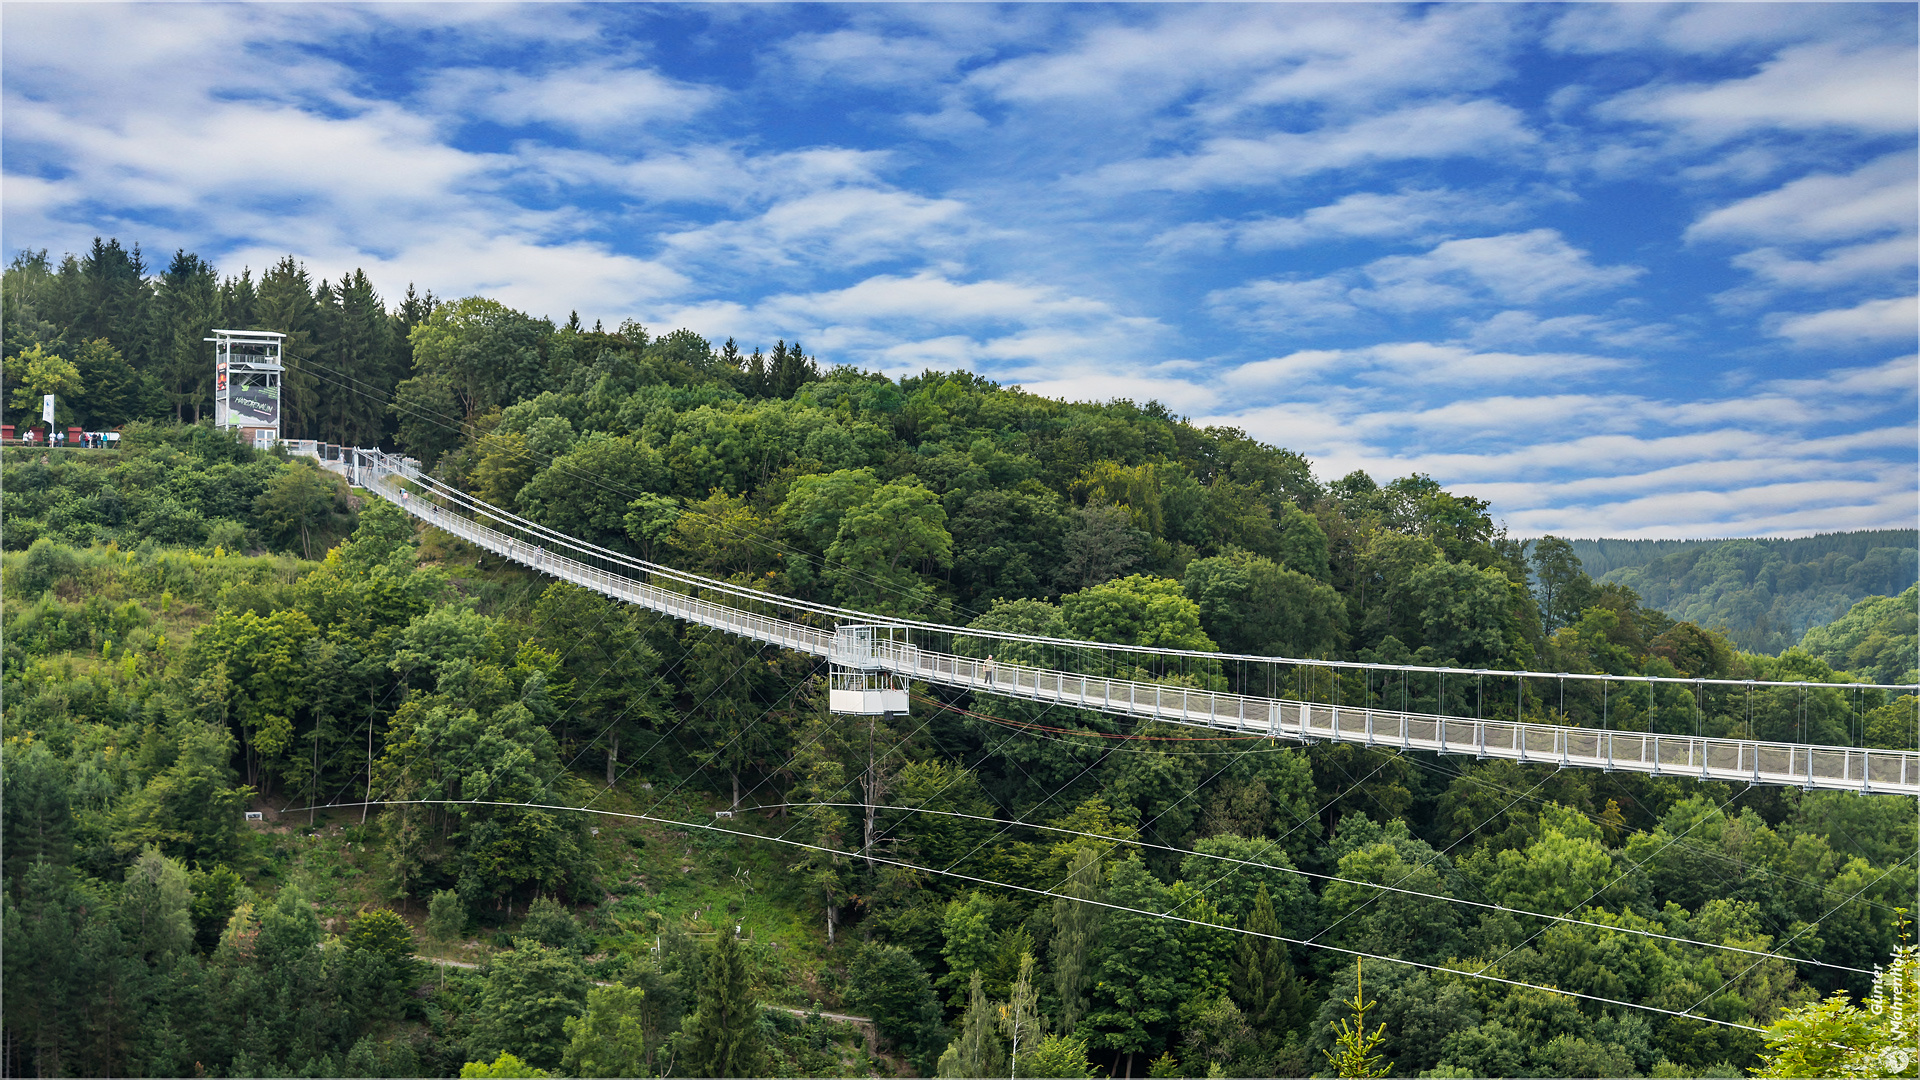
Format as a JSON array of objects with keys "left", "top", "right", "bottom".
[{"left": 5, "top": 3, "right": 1915, "bottom": 539}]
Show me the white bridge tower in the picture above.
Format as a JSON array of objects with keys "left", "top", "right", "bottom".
[{"left": 209, "top": 329, "right": 286, "bottom": 449}]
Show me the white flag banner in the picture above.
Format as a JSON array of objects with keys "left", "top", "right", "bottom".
[{"left": 41, "top": 394, "right": 54, "bottom": 424}]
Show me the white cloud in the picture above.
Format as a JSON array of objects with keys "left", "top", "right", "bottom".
[
  {"left": 1360, "top": 230, "right": 1643, "bottom": 311},
  {"left": 1458, "top": 310, "right": 1680, "bottom": 351},
  {"left": 1603, "top": 43, "right": 1918, "bottom": 141},
  {"left": 251, "top": 231, "right": 689, "bottom": 327},
  {"left": 1215, "top": 350, "right": 1354, "bottom": 387},
  {"left": 1493, "top": 470, "right": 1918, "bottom": 539},
  {"left": 1762, "top": 354, "right": 1920, "bottom": 398},
  {"left": 1208, "top": 277, "right": 1360, "bottom": 333},
  {"left": 1548, "top": 4, "right": 1886, "bottom": 57},
  {"left": 1677, "top": 147, "right": 1787, "bottom": 185},
  {"left": 1220, "top": 342, "right": 1632, "bottom": 392},
  {"left": 1152, "top": 187, "right": 1532, "bottom": 253},
  {"left": 1015, "top": 369, "right": 1220, "bottom": 412},
  {"left": 1368, "top": 393, "right": 1649, "bottom": 439},
  {"left": 1689, "top": 154, "right": 1917, "bottom": 308},
  {"left": 778, "top": 272, "right": 1118, "bottom": 328},
  {"left": 1688, "top": 153, "right": 1917, "bottom": 245},
  {"left": 1094, "top": 100, "right": 1535, "bottom": 192},
  {"left": 1211, "top": 230, "right": 1642, "bottom": 330},
  {"left": 660, "top": 187, "right": 972, "bottom": 273},
  {"left": 970, "top": 5, "right": 1515, "bottom": 117},
  {"left": 778, "top": 28, "right": 976, "bottom": 89},
  {"left": 647, "top": 271, "right": 1168, "bottom": 380},
  {"left": 525, "top": 145, "right": 893, "bottom": 209},
  {"left": 1198, "top": 350, "right": 1917, "bottom": 537},
  {"left": 1732, "top": 237, "right": 1918, "bottom": 291},
  {"left": 1772, "top": 296, "right": 1920, "bottom": 346},
  {"left": 420, "top": 63, "right": 716, "bottom": 135}
]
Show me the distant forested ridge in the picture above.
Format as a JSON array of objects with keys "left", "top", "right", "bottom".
[
  {"left": 1565, "top": 533, "right": 1918, "bottom": 655},
  {"left": 1799, "top": 584, "right": 1920, "bottom": 686},
  {"left": 4, "top": 240, "right": 1917, "bottom": 1080}
]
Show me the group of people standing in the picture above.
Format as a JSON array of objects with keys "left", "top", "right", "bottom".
[{"left": 15, "top": 429, "right": 111, "bottom": 448}]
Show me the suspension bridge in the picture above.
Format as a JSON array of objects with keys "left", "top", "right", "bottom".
[{"left": 298, "top": 443, "right": 1920, "bottom": 797}]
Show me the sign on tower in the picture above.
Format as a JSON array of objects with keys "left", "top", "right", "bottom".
[{"left": 207, "top": 329, "right": 286, "bottom": 449}]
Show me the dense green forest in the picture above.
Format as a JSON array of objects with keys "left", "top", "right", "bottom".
[
  {"left": 1797, "top": 585, "right": 1920, "bottom": 688},
  {"left": 4, "top": 244, "right": 1918, "bottom": 1079},
  {"left": 1562, "top": 535, "right": 1919, "bottom": 656}
]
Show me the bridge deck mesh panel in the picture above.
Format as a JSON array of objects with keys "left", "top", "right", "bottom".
[{"left": 329, "top": 452, "right": 1919, "bottom": 797}]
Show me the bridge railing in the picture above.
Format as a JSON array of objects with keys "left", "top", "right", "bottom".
[
  {"left": 331, "top": 448, "right": 1920, "bottom": 794},
  {"left": 355, "top": 453, "right": 837, "bottom": 658},
  {"left": 854, "top": 638, "right": 1918, "bottom": 793}
]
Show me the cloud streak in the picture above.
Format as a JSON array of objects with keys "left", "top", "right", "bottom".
[{"left": 2, "top": 3, "right": 1912, "bottom": 539}]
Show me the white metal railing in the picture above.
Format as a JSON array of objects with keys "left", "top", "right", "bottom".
[{"left": 313, "top": 449, "right": 1920, "bottom": 796}]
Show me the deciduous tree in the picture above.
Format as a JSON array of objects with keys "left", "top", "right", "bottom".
[
  {"left": 561, "top": 984, "right": 651, "bottom": 1079},
  {"left": 474, "top": 944, "right": 590, "bottom": 1072}
]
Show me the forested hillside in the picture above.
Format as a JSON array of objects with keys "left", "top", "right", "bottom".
[
  {"left": 1799, "top": 585, "right": 1920, "bottom": 687},
  {"left": 4, "top": 243, "right": 1918, "bottom": 1079},
  {"left": 1561, "top": 535, "right": 1918, "bottom": 656}
]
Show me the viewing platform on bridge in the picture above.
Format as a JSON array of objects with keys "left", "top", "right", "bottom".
[{"left": 302, "top": 445, "right": 1920, "bottom": 798}]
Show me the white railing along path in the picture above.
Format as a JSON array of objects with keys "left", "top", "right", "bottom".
[{"left": 309, "top": 447, "right": 1920, "bottom": 796}]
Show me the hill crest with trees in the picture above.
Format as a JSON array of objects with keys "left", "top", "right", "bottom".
[
  {"left": 3, "top": 240, "right": 1916, "bottom": 1079},
  {"left": 1564, "top": 534, "right": 1918, "bottom": 656}
]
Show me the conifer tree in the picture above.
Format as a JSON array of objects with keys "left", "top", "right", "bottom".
[
  {"left": 76, "top": 237, "right": 155, "bottom": 369},
  {"left": 772, "top": 339, "right": 817, "bottom": 398},
  {"left": 1231, "top": 882, "right": 1304, "bottom": 1037},
  {"left": 154, "top": 249, "right": 218, "bottom": 421},
  {"left": 746, "top": 346, "right": 768, "bottom": 397},
  {"left": 255, "top": 256, "right": 321, "bottom": 436},
  {"left": 1326, "top": 961, "right": 1391, "bottom": 1079},
  {"left": 313, "top": 269, "right": 394, "bottom": 446},
  {"left": 220, "top": 267, "right": 258, "bottom": 329},
  {"left": 681, "top": 930, "right": 763, "bottom": 1078}
]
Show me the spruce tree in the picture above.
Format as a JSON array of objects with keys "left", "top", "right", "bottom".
[
  {"left": 1231, "top": 882, "right": 1303, "bottom": 1038},
  {"left": 315, "top": 269, "right": 394, "bottom": 446},
  {"left": 154, "top": 249, "right": 218, "bottom": 421},
  {"left": 681, "top": 930, "right": 763, "bottom": 1078},
  {"left": 256, "top": 255, "right": 320, "bottom": 437},
  {"left": 1325, "top": 961, "right": 1390, "bottom": 1079},
  {"left": 77, "top": 237, "right": 155, "bottom": 369},
  {"left": 772, "top": 339, "right": 816, "bottom": 398},
  {"left": 746, "top": 347, "right": 768, "bottom": 397}
]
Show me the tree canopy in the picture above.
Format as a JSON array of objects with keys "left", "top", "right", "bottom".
[{"left": 3, "top": 238, "right": 1914, "bottom": 1080}]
